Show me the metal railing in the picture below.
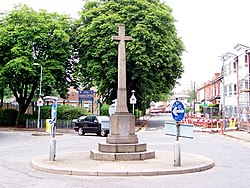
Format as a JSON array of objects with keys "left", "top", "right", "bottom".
[{"left": 26, "top": 119, "right": 75, "bottom": 129}]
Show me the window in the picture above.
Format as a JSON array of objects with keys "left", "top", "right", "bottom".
[
  {"left": 92, "top": 117, "right": 98, "bottom": 122},
  {"left": 84, "top": 116, "right": 90, "bottom": 122},
  {"left": 228, "top": 62, "right": 231, "bottom": 74},
  {"left": 233, "top": 84, "right": 237, "bottom": 95},
  {"left": 223, "top": 64, "right": 227, "bottom": 76},
  {"left": 245, "top": 80, "right": 250, "bottom": 89},
  {"left": 233, "top": 61, "right": 237, "bottom": 73},
  {"left": 245, "top": 54, "right": 248, "bottom": 67},
  {"left": 229, "top": 84, "right": 232, "bottom": 96}
]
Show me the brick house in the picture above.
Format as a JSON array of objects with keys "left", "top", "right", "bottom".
[{"left": 197, "top": 73, "right": 221, "bottom": 105}]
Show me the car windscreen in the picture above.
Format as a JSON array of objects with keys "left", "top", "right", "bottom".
[
  {"left": 97, "top": 116, "right": 109, "bottom": 122},
  {"left": 101, "top": 121, "right": 109, "bottom": 129}
]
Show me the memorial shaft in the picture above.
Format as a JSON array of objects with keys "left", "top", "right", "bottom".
[{"left": 112, "top": 24, "right": 132, "bottom": 113}]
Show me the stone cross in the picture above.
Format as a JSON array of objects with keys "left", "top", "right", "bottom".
[
  {"left": 90, "top": 24, "right": 155, "bottom": 160},
  {"left": 112, "top": 24, "right": 132, "bottom": 113}
]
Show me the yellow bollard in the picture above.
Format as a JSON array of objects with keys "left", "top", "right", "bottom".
[
  {"left": 46, "top": 119, "right": 53, "bottom": 133},
  {"left": 229, "top": 118, "right": 236, "bottom": 129}
]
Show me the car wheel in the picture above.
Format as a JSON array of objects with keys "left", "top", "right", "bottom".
[
  {"left": 78, "top": 127, "right": 85, "bottom": 136},
  {"left": 100, "top": 129, "right": 107, "bottom": 137}
]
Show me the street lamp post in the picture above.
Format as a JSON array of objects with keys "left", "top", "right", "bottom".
[
  {"left": 221, "top": 56, "right": 226, "bottom": 133},
  {"left": 34, "top": 63, "right": 43, "bottom": 129}
]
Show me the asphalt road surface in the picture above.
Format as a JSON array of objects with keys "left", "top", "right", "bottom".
[{"left": 1, "top": 118, "right": 250, "bottom": 188}]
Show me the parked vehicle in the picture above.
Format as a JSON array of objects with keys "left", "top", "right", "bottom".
[
  {"left": 73, "top": 115, "right": 109, "bottom": 137},
  {"left": 150, "top": 107, "right": 162, "bottom": 114},
  {"left": 165, "top": 106, "right": 171, "bottom": 113}
]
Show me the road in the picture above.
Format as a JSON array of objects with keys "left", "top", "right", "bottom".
[
  {"left": 143, "top": 113, "right": 172, "bottom": 131},
  {"left": 1, "top": 115, "right": 250, "bottom": 188}
]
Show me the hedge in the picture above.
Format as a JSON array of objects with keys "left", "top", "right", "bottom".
[{"left": 0, "top": 109, "right": 18, "bottom": 126}]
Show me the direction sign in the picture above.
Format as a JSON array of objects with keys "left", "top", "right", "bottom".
[
  {"left": 171, "top": 101, "right": 185, "bottom": 122},
  {"left": 51, "top": 101, "right": 57, "bottom": 122},
  {"left": 164, "top": 121, "right": 193, "bottom": 139},
  {"left": 79, "top": 90, "right": 94, "bottom": 101}
]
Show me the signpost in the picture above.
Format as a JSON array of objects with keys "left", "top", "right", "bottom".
[
  {"left": 43, "top": 96, "right": 58, "bottom": 161},
  {"left": 78, "top": 90, "right": 94, "bottom": 101},
  {"left": 171, "top": 100, "right": 186, "bottom": 166},
  {"left": 129, "top": 90, "right": 137, "bottom": 115},
  {"left": 78, "top": 90, "right": 94, "bottom": 113},
  {"left": 36, "top": 96, "right": 43, "bottom": 129},
  {"left": 37, "top": 97, "right": 44, "bottom": 107},
  {"left": 165, "top": 122, "right": 193, "bottom": 139},
  {"left": 171, "top": 100, "right": 185, "bottom": 122}
]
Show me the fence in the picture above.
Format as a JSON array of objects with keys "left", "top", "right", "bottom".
[
  {"left": 26, "top": 119, "right": 75, "bottom": 129},
  {"left": 1, "top": 102, "right": 34, "bottom": 114},
  {"left": 203, "top": 107, "right": 220, "bottom": 118}
]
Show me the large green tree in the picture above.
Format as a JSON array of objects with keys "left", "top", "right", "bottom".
[
  {"left": 74, "top": 0, "right": 185, "bottom": 109},
  {"left": 0, "top": 5, "right": 75, "bottom": 126}
]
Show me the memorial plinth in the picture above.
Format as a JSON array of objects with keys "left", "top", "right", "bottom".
[
  {"left": 90, "top": 24, "right": 155, "bottom": 161},
  {"left": 107, "top": 112, "right": 138, "bottom": 144}
]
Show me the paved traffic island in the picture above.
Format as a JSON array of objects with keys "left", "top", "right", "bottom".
[{"left": 31, "top": 151, "right": 214, "bottom": 176}]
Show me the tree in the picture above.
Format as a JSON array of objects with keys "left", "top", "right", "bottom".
[
  {"left": 74, "top": 0, "right": 185, "bottom": 110},
  {"left": 0, "top": 4, "right": 75, "bottom": 126},
  {"left": 0, "top": 88, "right": 3, "bottom": 108},
  {"left": 187, "top": 81, "right": 197, "bottom": 113}
]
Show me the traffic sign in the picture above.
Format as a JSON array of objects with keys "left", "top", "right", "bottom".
[
  {"left": 51, "top": 101, "right": 57, "bottom": 122},
  {"left": 130, "top": 95, "right": 137, "bottom": 104},
  {"left": 79, "top": 90, "right": 94, "bottom": 101},
  {"left": 37, "top": 97, "right": 43, "bottom": 107},
  {"left": 171, "top": 101, "right": 185, "bottom": 122},
  {"left": 164, "top": 121, "right": 193, "bottom": 139}
]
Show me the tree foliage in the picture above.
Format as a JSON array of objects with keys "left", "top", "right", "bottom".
[
  {"left": 74, "top": 0, "right": 185, "bottom": 109},
  {"left": 0, "top": 4, "right": 75, "bottom": 125}
]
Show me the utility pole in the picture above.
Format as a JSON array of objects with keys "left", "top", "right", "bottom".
[
  {"left": 193, "top": 81, "right": 196, "bottom": 114},
  {"left": 34, "top": 63, "right": 43, "bottom": 129}
]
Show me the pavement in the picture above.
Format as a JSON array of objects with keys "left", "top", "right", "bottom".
[
  {"left": 31, "top": 151, "right": 215, "bottom": 176},
  {"left": 194, "top": 127, "right": 250, "bottom": 142},
  {"left": 223, "top": 129, "right": 250, "bottom": 142},
  {"left": 2, "top": 126, "right": 250, "bottom": 176}
]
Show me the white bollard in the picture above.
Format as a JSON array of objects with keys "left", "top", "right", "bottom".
[
  {"left": 49, "top": 138, "right": 56, "bottom": 161},
  {"left": 174, "top": 140, "right": 181, "bottom": 166}
]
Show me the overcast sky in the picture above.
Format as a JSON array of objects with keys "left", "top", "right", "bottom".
[{"left": 1, "top": 0, "right": 250, "bottom": 91}]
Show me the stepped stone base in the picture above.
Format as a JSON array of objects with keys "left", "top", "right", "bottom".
[
  {"left": 90, "top": 111, "right": 155, "bottom": 161},
  {"left": 91, "top": 142, "right": 155, "bottom": 161},
  {"left": 98, "top": 142, "right": 146, "bottom": 153},
  {"left": 90, "top": 150, "right": 155, "bottom": 161}
]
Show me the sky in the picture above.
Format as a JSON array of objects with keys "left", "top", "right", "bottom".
[{"left": 1, "top": 0, "right": 250, "bottom": 92}]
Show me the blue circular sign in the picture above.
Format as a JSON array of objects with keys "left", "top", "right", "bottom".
[{"left": 171, "top": 101, "right": 185, "bottom": 122}]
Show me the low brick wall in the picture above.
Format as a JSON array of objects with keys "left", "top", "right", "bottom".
[{"left": 239, "top": 122, "right": 250, "bottom": 132}]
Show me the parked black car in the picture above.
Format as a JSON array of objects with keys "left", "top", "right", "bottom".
[{"left": 73, "top": 115, "right": 109, "bottom": 137}]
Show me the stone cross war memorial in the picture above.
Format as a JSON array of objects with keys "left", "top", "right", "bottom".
[{"left": 90, "top": 24, "right": 155, "bottom": 161}]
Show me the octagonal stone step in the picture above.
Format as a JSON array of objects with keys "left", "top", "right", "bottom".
[
  {"left": 98, "top": 142, "right": 147, "bottom": 153},
  {"left": 90, "top": 150, "right": 155, "bottom": 161}
]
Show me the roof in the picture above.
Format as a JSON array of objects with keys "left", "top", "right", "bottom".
[{"left": 208, "top": 95, "right": 221, "bottom": 101}]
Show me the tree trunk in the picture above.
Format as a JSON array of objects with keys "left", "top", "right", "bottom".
[
  {"left": 16, "top": 102, "right": 29, "bottom": 127},
  {"left": 0, "top": 89, "right": 3, "bottom": 109}
]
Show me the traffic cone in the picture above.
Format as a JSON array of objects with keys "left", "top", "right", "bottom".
[{"left": 220, "top": 119, "right": 224, "bottom": 135}]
